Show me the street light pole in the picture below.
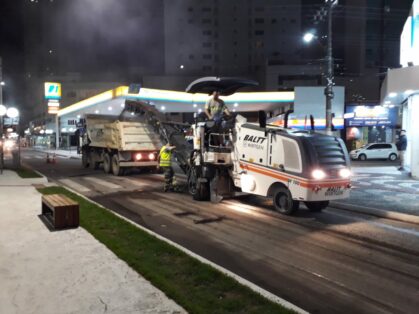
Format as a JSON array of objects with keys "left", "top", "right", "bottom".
[{"left": 324, "top": 0, "right": 335, "bottom": 135}]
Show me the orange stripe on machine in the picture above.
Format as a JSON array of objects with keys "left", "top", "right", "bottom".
[{"left": 239, "top": 162, "right": 350, "bottom": 189}]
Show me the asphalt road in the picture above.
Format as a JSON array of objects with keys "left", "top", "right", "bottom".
[{"left": 20, "top": 149, "right": 419, "bottom": 314}]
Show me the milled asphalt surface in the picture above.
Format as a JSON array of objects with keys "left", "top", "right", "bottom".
[
  {"left": 0, "top": 170, "right": 185, "bottom": 314},
  {"left": 17, "top": 148, "right": 419, "bottom": 314}
]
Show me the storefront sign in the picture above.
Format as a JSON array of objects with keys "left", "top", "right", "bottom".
[{"left": 345, "top": 105, "right": 398, "bottom": 127}]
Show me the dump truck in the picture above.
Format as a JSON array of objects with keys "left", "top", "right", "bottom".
[{"left": 81, "top": 114, "right": 161, "bottom": 176}]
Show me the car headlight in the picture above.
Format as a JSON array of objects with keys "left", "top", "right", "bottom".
[
  {"left": 4, "top": 140, "right": 14, "bottom": 149},
  {"left": 339, "top": 168, "right": 351, "bottom": 178},
  {"left": 148, "top": 153, "right": 155, "bottom": 160},
  {"left": 312, "top": 169, "right": 326, "bottom": 180}
]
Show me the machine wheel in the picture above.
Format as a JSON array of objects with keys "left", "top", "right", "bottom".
[
  {"left": 389, "top": 153, "right": 397, "bottom": 161},
  {"left": 305, "top": 201, "right": 329, "bottom": 212},
  {"left": 103, "top": 153, "right": 112, "bottom": 174},
  {"left": 111, "top": 155, "right": 124, "bottom": 176},
  {"left": 82, "top": 152, "right": 90, "bottom": 168},
  {"left": 358, "top": 154, "right": 367, "bottom": 161},
  {"left": 272, "top": 186, "right": 299, "bottom": 215},
  {"left": 188, "top": 167, "right": 210, "bottom": 201}
]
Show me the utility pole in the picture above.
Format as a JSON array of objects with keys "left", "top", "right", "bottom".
[{"left": 324, "top": 0, "right": 336, "bottom": 135}]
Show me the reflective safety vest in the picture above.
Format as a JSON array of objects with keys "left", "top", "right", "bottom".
[{"left": 159, "top": 146, "right": 172, "bottom": 167}]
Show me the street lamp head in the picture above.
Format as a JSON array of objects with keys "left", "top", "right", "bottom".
[
  {"left": 303, "top": 32, "right": 315, "bottom": 43},
  {"left": 0, "top": 81, "right": 5, "bottom": 86}
]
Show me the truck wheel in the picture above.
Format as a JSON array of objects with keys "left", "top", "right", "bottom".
[
  {"left": 272, "top": 186, "right": 299, "bottom": 215},
  {"left": 304, "top": 201, "right": 329, "bottom": 212},
  {"left": 112, "top": 155, "right": 124, "bottom": 176},
  {"left": 103, "top": 153, "right": 112, "bottom": 174},
  {"left": 88, "top": 153, "right": 100, "bottom": 170},
  {"left": 82, "top": 152, "right": 90, "bottom": 168}
]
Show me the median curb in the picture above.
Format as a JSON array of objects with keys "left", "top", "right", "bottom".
[{"left": 330, "top": 201, "right": 419, "bottom": 225}]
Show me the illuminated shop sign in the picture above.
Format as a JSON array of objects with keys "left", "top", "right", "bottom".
[{"left": 345, "top": 105, "right": 398, "bottom": 127}]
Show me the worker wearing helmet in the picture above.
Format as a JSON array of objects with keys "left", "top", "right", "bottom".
[
  {"left": 158, "top": 140, "right": 177, "bottom": 192},
  {"left": 204, "top": 91, "right": 230, "bottom": 123}
]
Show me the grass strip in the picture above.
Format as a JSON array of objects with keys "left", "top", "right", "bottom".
[
  {"left": 15, "top": 167, "right": 43, "bottom": 178},
  {"left": 37, "top": 186, "right": 295, "bottom": 314}
]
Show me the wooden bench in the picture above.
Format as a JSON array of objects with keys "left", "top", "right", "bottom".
[{"left": 41, "top": 194, "right": 79, "bottom": 229}]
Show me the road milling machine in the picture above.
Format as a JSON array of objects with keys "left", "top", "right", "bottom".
[{"left": 126, "top": 77, "right": 352, "bottom": 215}]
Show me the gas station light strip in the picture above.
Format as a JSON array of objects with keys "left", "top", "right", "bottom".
[{"left": 58, "top": 86, "right": 295, "bottom": 117}]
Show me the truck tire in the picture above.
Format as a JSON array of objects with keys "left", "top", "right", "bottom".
[
  {"left": 82, "top": 152, "right": 90, "bottom": 168},
  {"left": 304, "top": 201, "right": 329, "bottom": 212},
  {"left": 112, "top": 155, "right": 124, "bottom": 176},
  {"left": 89, "top": 154, "right": 100, "bottom": 170},
  {"left": 272, "top": 186, "right": 299, "bottom": 215},
  {"left": 103, "top": 153, "right": 112, "bottom": 174}
]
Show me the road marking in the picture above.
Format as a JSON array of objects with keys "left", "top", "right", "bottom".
[
  {"left": 59, "top": 179, "right": 91, "bottom": 193},
  {"left": 84, "top": 177, "right": 122, "bottom": 189},
  {"left": 119, "top": 178, "right": 150, "bottom": 188}
]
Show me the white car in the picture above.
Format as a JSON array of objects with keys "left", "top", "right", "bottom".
[{"left": 350, "top": 143, "right": 398, "bottom": 161}]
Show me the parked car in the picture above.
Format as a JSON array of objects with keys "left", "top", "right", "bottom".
[{"left": 350, "top": 143, "right": 398, "bottom": 161}]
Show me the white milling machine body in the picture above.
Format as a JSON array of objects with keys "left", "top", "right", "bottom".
[{"left": 186, "top": 77, "right": 351, "bottom": 215}]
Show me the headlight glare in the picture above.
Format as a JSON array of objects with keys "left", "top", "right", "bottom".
[
  {"left": 339, "top": 168, "right": 351, "bottom": 178},
  {"left": 312, "top": 169, "right": 326, "bottom": 180}
]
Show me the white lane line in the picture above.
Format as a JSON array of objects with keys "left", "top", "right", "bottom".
[
  {"left": 59, "top": 179, "right": 91, "bottom": 193},
  {"left": 84, "top": 177, "right": 122, "bottom": 189}
]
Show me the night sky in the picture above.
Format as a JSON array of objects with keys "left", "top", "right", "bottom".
[
  {"left": 0, "top": 0, "right": 413, "bottom": 122},
  {"left": 0, "top": 0, "right": 24, "bottom": 107}
]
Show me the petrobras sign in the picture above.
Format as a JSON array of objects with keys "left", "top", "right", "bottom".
[
  {"left": 44, "top": 82, "right": 62, "bottom": 100},
  {"left": 400, "top": 0, "right": 419, "bottom": 67}
]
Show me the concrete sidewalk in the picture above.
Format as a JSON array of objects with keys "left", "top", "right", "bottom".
[
  {"left": 0, "top": 170, "right": 185, "bottom": 314},
  {"left": 333, "top": 165, "right": 419, "bottom": 217}
]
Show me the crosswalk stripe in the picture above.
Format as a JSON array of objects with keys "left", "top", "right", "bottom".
[
  {"left": 59, "top": 179, "right": 91, "bottom": 193},
  {"left": 117, "top": 177, "right": 151, "bottom": 188},
  {"left": 84, "top": 177, "right": 122, "bottom": 189}
]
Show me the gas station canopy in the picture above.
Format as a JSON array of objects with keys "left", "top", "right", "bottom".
[{"left": 58, "top": 85, "right": 295, "bottom": 119}]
